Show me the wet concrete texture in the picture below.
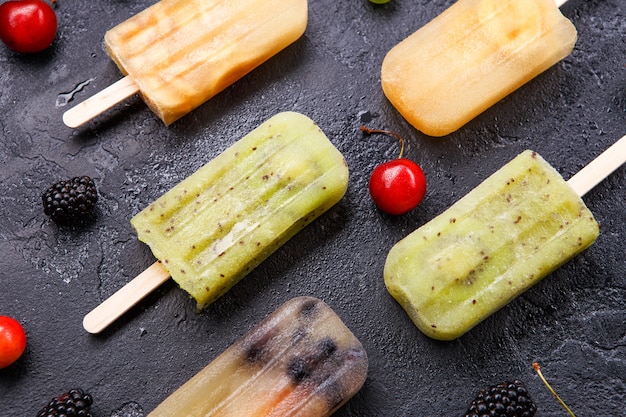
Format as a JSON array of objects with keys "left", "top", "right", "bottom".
[{"left": 1, "top": 0, "right": 625, "bottom": 415}]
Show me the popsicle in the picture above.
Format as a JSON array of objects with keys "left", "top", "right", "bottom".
[
  {"left": 381, "top": 0, "right": 576, "bottom": 137},
  {"left": 83, "top": 112, "right": 349, "bottom": 333},
  {"left": 384, "top": 134, "right": 626, "bottom": 340},
  {"left": 147, "top": 296, "right": 368, "bottom": 417},
  {"left": 62, "top": 0, "right": 308, "bottom": 127}
]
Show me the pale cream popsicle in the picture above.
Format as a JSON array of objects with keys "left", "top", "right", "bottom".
[
  {"left": 384, "top": 135, "right": 626, "bottom": 341},
  {"left": 83, "top": 112, "right": 348, "bottom": 333},
  {"left": 63, "top": 0, "right": 308, "bottom": 127},
  {"left": 381, "top": 0, "right": 576, "bottom": 137},
  {"left": 148, "top": 296, "right": 368, "bottom": 417}
]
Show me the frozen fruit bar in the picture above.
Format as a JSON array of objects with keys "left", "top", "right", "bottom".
[
  {"left": 381, "top": 0, "right": 577, "bottom": 137},
  {"left": 130, "top": 112, "right": 348, "bottom": 310},
  {"left": 384, "top": 150, "right": 599, "bottom": 340},
  {"left": 103, "top": 0, "right": 308, "bottom": 125},
  {"left": 148, "top": 296, "right": 368, "bottom": 417}
]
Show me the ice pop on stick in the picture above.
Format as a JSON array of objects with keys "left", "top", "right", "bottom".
[
  {"left": 63, "top": 0, "right": 307, "bottom": 127},
  {"left": 381, "top": 0, "right": 577, "bottom": 137},
  {"left": 147, "top": 296, "right": 368, "bottom": 417},
  {"left": 83, "top": 112, "right": 348, "bottom": 333},
  {"left": 384, "top": 134, "right": 626, "bottom": 340}
]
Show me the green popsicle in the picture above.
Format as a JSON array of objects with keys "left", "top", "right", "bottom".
[
  {"left": 130, "top": 112, "right": 349, "bottom": 310},
  {"left": 384, "top": 150, "right": 601, "bottom": 341}
]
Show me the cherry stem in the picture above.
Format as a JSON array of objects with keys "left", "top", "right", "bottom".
[
  {"left": 359, "top": 126, "right": 406, "bottom": 159},
  {"left": 532, "top": 363, "right": 577, "bottom": 417}
]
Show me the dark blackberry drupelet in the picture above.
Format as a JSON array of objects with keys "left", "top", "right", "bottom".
[
  {"left": 42, "top": 176, "right": 98, "bottom": 224},
  {"left": 464, "top": 379, "right": 537, "bottom": 417},
  {"left": 287, "top": 337, "right": 338, "bottom": 383},
  {"left": 36, "top": 388, "right": 94, "bottom": 417}
]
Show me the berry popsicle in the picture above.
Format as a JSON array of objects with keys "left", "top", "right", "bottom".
[
  {"left": 147, "top": 296, "right": 368, "bottom": 417},
  {"left": 62, "top": 0, "right": 308, "bottom": 127},
  {"left": 381, "top": 0, "right": 576, "bottom": 137},
  {"left": 83, "top": 112, "right": 349, "bottom": 333},
  {"left": 384, "top": 134, "right": 626, "bottom": 340}
]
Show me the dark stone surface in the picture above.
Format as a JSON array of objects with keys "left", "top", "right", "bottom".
[{"left": 1, "top": 0, "right": 624, "bottom": 415}]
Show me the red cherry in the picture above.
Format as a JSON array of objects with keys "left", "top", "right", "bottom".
[
  {"left": 0, "top": 315, "right": 27, "bottom": 368},
  {"left": 369, "top": 158, "right": 426, "bottom": 215},
  {"left": 0, "top": 0, "right": 57, "bottom": 53},
  {"left": 361, "top": 126, "right": 427, "bottom": 215}
]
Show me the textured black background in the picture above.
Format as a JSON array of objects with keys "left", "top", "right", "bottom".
[{"left": 1, "top": 0, "right": 625, "bottom": 415}]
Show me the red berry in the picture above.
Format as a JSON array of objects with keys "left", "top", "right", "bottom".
[
  {"left": 361, "top": 126, "right": 427, "bottom": 215},
  {"left": 0, "top": 315, "right": 27, "bottom": 368},
  {"left": 369, "top": 158, "right": 426, "bottom": 215},
  {"left": 0, "top": 0, "right": 57, "bottom": 53}
]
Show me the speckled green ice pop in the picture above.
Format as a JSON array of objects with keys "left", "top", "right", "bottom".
[
  {"left": 384, "top": 150, "right": 601, "bottom": 341},
  {"left": 130, "top": 112, "right": 348, "bottom": 310}
]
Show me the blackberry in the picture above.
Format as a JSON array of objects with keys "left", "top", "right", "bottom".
[
  {"left": 36, "top": 388, "right": 94, "bottom": 417},
  {"left": 464, "top": 379, "right": 537, "bottom": 417},
  {"left": 287, "top": 337, "right": 338, "bottom": 383},
  {"left": 42, "top": 176, "right": 98, "bottom": 224}
]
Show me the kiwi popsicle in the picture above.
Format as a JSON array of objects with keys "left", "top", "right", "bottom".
[
  {"left": 83, "top": 112, "right": 348, "bottom": 333},
  {"left": 148, "top": 296, "right": 368, "bottom": 417},
  {"left": 381, "top": 0, "right": 576, "bottom": 137},
  {"left": 384, "top": 135, "right": 626, "bottom": 341},
  {"left": 63, "top": 0, "right": 308, "bottom": 127}
]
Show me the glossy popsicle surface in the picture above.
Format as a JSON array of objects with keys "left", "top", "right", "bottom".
[
  {"left": 381, "top": 0, "right": 577, "bottom": 137},
  {"left": 384, "top": 150, "right": 600, "bottom": 340},
  {"left": 148, "top": 296, "right": 368, "bottom": 417},
  {"left": 104, "top": 0, "right": 308, "bottom": 125},
  {"left": 130, "top": 112, "right": 348, "bottom": 310}
]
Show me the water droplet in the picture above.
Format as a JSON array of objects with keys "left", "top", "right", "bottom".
[
  {"left": 109, "top": 401, "right": 144, "bottom": 417},
  {"left": 56, "top": 78, "right": 95, "bottom": 107},
  {"left": 358, "top": 110, "right": 373, "bottom": 123}
]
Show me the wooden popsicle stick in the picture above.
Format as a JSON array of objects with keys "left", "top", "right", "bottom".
[
  {"left": 567, "top": 134, "right": 626, "bottom": 197},
  {"left": 83, "top": 261, "right": 170, "bottom": 334},
  {"left": 63, "top": 75, "right": 139, "bottom": 128}
]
